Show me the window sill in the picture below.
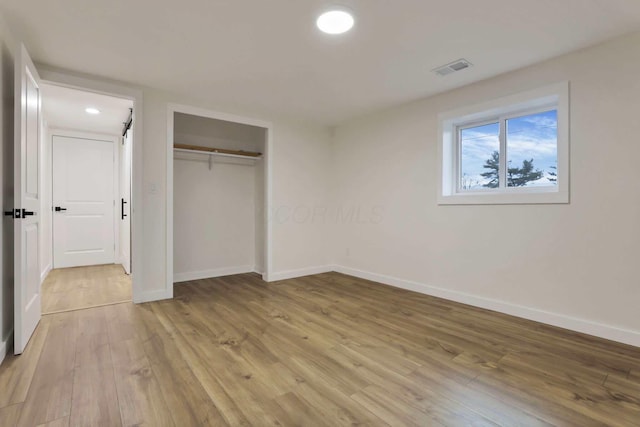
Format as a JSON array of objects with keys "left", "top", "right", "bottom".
[{"left": 437, "top": 190, "right": 569, "bottom": 205}]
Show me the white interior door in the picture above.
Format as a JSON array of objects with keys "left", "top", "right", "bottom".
[
  {"left": 14, "top": 45, "right": 42, "bottom": 355},
  {"left": 52, "top": 135, "right": 115, "bottom": 268},
  {"left": 119, "top": 128, "right": 132, "bottom": 274}
]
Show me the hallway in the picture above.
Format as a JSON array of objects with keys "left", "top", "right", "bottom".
[{"left": 42, "top": 265, "right": 131, "bottom": 314}]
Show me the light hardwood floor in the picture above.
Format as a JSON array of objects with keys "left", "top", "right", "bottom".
[
  {"left": 1, "top": 272, "right": 639, "bottom": 426},
  {"left": 41, "top": 265, "right": 131, "bottom": 314}
]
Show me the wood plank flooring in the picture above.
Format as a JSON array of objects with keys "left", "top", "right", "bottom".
[
  {"left": 2, "top": 271, "right": 639, "bottom": 426},
  {"left": 41, "top": 265, "right": 131, "bottom": 314}
]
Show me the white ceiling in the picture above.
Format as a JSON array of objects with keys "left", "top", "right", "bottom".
[
  {"left": 5, "top": 0, "right": 640, "bottom": 125},
  {"left": 41, "top": 84, "right": 132, "bottom": 135}
]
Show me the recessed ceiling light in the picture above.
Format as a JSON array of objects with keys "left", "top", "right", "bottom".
[
  {"left": 85, "top": 107, "right": 100, "bottom": 115},
  {"left": 317, "top": 9, "right": 354, "bottom": 34}
]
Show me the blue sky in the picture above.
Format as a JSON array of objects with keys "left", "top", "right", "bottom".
[{"left": 460, "top": 110, "right": 557, "bottom": 189}]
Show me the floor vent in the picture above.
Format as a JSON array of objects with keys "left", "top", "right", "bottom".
[{"left": 433, "top": 59, "right": 472, "bottom": 76}]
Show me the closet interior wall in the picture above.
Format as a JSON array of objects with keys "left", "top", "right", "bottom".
[{"left": 173, "top": 113, "right": 266, "bottom": 282}]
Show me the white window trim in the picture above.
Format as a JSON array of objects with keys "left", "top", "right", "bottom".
[{"left": 437, "top": 82, "right": 569, "bottom": 205}]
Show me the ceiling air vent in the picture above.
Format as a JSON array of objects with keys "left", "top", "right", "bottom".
[{"left": 432, "top": 59, "right": 473, "bottom": 77}]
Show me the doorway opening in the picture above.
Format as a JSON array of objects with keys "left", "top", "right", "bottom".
[
  {"left": 40, "top": 84, "right": 133, "bottom": 314},
  {"left": 167, "top": 105, "right": 272, "bottom": 295},
  {"left": 12, "top": 45, "right": 143, "bottom": 355}
]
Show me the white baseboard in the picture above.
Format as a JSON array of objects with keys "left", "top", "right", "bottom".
[
  {"left": 332, "top": 265, "right": 640, "bottom": 348},
  {"left": 40, "top": 263, "right": 52, "bottom": 284},
  {"left": 174, "top": 265, "right": 254, "bottom": 283},
  {"left": 0, "top": 330, "right": 14, "bottom": 365},
  {"left": 267, "top": 265, "right": 333, "bottom": 282}
]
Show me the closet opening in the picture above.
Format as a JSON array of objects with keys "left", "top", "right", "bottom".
[{"left": 167, "top": 106, "right": 272, "bottom": 295}]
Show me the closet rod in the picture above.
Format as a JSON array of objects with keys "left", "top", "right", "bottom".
[
  {"left": 173, "top": 148, "right": 262, "bottom": 160},
  {"left": 174, "top": 143, "right": 262, "bottom": 160}
]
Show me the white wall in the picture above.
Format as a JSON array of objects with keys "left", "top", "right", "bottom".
[
  {"left": 173, "top": 158, "right": 257, "bottom": 280},
  {"left": 269, "top": 123, "right": 333, "bottom": 280},
  {"left": 331, "top": 31, "right": 640, "bottom": 346},
  {"left": 173, "top": 114, "right": 265, "bottom": 281},
  {"left": 0, "top": 15, "right": 16, "bottom": 363},
  {"left": 174, "top": 112, "right": 265, "bottom": 153}
]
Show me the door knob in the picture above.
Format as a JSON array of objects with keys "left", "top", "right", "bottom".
[
  {"left": 4, "top": 209, "right": 19, "bottom": 219},
  {"left": 54, "top": 206, "right": 67, "bottom": 212},
  {"left": 21, "top": 209, "right": 35, "bottom": 217}
]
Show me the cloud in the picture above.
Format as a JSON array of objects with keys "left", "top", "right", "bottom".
[
  {"left": 460, "top": 118, "right": 558, "bottom": 177},
  {"left": 508, "top": 109, "right": 557, "bottom": 130}
]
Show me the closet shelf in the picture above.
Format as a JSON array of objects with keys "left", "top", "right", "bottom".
[{"left": 174, "top": 143, "right": 262, "bottom": 159}]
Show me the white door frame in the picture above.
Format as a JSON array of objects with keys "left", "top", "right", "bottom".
[
  {"left": 166, "top": 103, "right": 273, "bottom": 298},
  {"left": 49, "top": 129, "right": 120, "bottom": 268},
  {"left": 38, "top": 68, "right": 144, "bottom": 302},
  {"left": 119, "top": 127, "right": 132, "bottom": 274}
]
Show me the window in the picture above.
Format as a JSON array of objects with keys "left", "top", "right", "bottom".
[
  {"left": 438, "top": 83, "right": 569, "bottom": 204},
  {"left": 459, "top": 109, "right": 558, "bottom": 191}
]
